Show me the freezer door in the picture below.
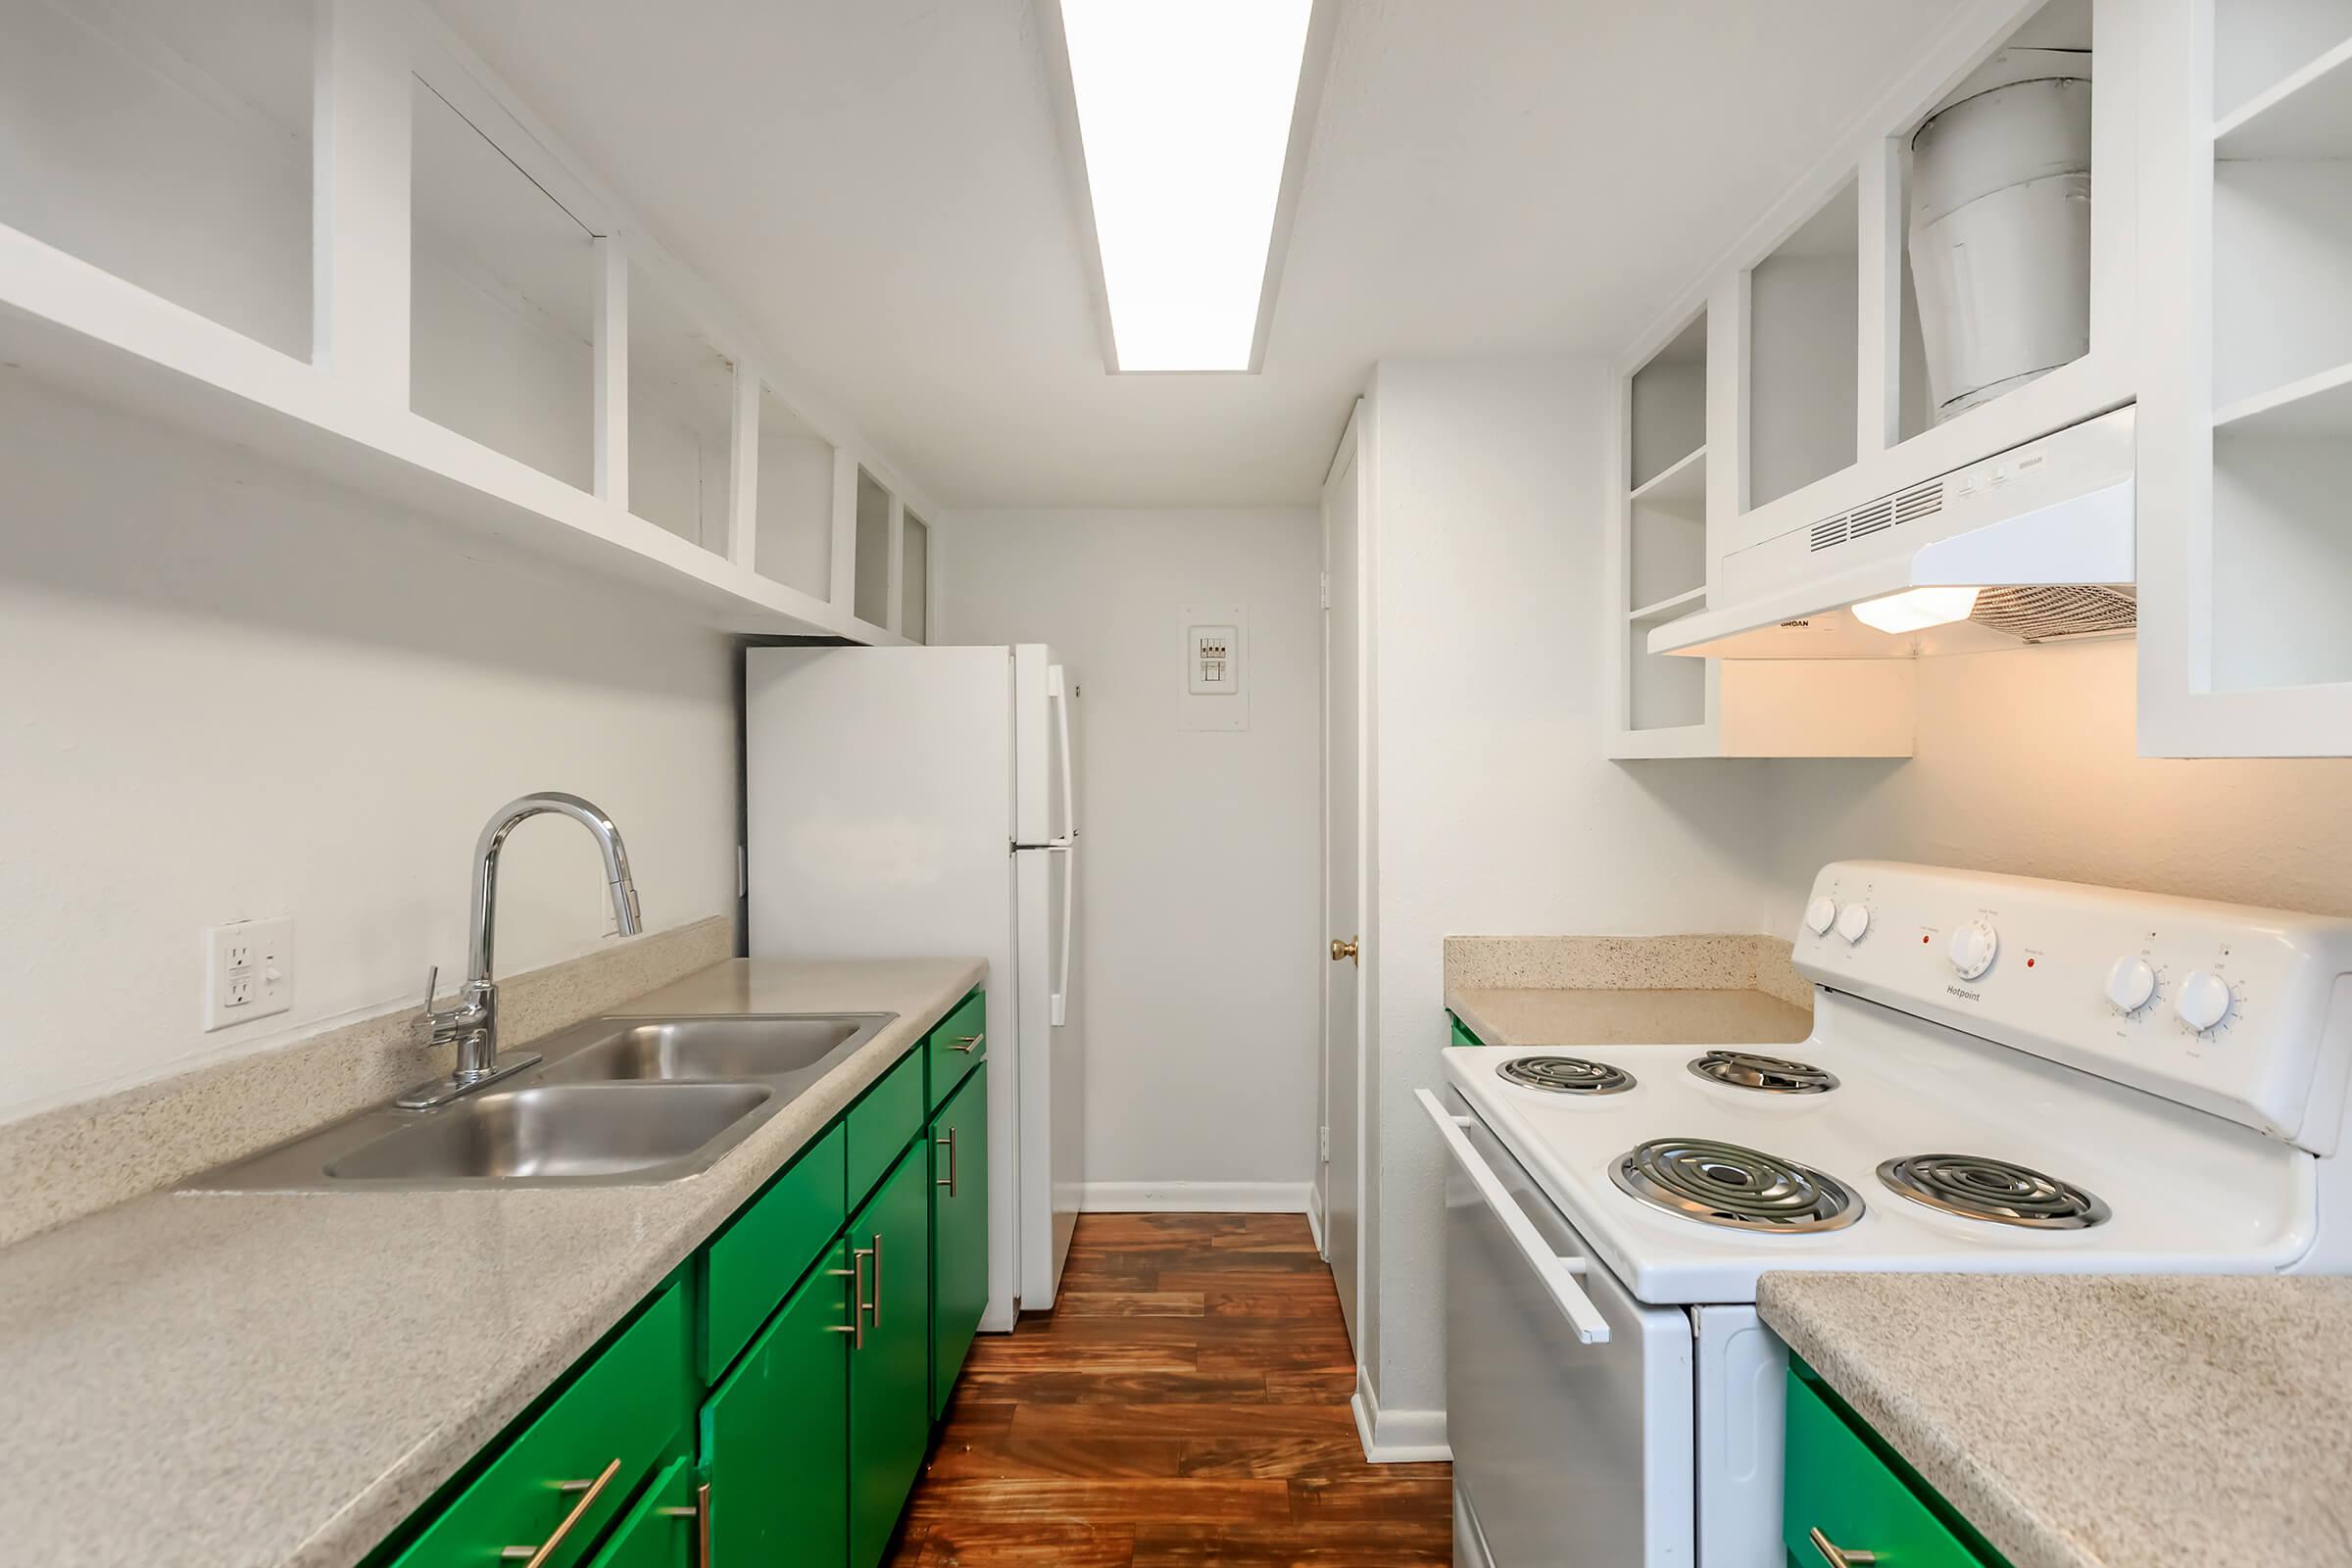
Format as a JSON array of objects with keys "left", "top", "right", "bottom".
[
  {"left": 1429, "top": 1090, "right": 1695, "bottom": 1568},
  {"left": 1011, "top": 644, "right": 1063, "bottom": 847}
]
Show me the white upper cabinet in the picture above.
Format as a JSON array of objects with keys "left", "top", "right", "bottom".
[
  {"left": 0, "top": 0, "right": 935, "bottom": 644},
  {"left": 2138, "top": 0, "right": 2352, "bottom": 755},
  {"left": 1605, "top": 0, "right": 2161, "bottom": 760},
  {"left": 1705, "top": 0, "right": 2132, "bottom": 572}
]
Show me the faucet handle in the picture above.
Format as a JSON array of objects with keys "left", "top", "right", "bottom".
[{"left": 418, "top": 965, "right": 440, "bottom": 1016}]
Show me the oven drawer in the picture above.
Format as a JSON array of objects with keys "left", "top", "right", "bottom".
[
  {"left": 1422, "top": 1089, "right": 1694, "bottom": 1568},
  {"left": 1783, "top": 1369, "right": 1996, "bottom": 1568}
]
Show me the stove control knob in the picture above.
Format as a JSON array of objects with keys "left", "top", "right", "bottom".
[
  {"left": 1803, "top": 896, "right": 1838, "bottom": 936},
  {"left": 1836, "top": 903, "right": 1871, "bottom": 944},
  {"left": 1947, "top": 919, "right": 1998, "bottom": 980},
  {"left": 2104, "top": 956, "right": 2157, "bottom": 1015},
  {"left": 2176, "top": 970, "right": 2233, "bottom": 1033}
]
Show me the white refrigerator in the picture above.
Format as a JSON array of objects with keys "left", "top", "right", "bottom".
[{"left": 744, "top": 644, "right": 1080, "bottom": 1327}]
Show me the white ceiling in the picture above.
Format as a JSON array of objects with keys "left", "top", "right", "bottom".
[{"left": 431, "top": 0, "right": 1965, "bottom": 507}]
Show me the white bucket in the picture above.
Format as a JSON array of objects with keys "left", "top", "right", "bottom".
[{"left": 1909, "top": 49, "right": 2092, "bottom": 421}]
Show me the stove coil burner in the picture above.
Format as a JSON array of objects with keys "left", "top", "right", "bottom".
[
  {"left": 1688, "top": 1051, "right": 1840, "bottom": 1095},
  {"left": 1497, "top": 1054, "right": 1637, "bottom": 1096},
  {"left": 1877, "top": 1153, "right": 2111, "bottom": 1230},
  {"left": 1610, "top": 1138, "right": 1864, "bottom": 1233}
]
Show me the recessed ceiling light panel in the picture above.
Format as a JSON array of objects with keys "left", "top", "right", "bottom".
[{"left": 1055, "top": 0, "right": 1319, "bottom": 373}]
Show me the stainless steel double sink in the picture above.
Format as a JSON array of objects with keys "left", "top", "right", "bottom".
[{"left": 182, "top": 1013, "right": 896, "bottom": 1192}]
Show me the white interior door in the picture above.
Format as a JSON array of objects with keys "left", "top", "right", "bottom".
[{"left": 1321, "top": 405, "right": 1364, "bottom": 1348}]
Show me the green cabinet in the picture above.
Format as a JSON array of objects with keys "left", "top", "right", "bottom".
[
  {"left": 1449, "top": 1011, "right": 1487, "bottom": 1049},
  {"left": 924, "top": 988, "right": 986, "bottom": 1107},
  {"left": 582, "top": 1452, "right": 699, "bottom": 1568},
  {"left": 1784, "top": 1368, "right": 2003, "bottom": 1568},
  {"left": 701, "top": 1125, "right": 846, "bottom": 1383},
  {"left": 702, "top": 1238, "right": 853, "bottom": 1567},
  {"left": 848, "top": 1142, "right": 934, "bottom": 1568},
  {"left": 929, "top": 1061, "right": 989, "bottom": 1420},
  {"left": 390, "top": 1285, "right": 692, "bottom": 1568},
  {"left": 846, "top": 1049, "right": 925, "bottom": 1205}
]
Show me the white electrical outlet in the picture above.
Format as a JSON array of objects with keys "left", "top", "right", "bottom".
[{"left": 205, "top": 917, "right": 293, "bottom": 1030}]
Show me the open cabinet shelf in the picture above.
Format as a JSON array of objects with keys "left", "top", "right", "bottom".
[
  {"left": 2139, "top": 0, "right": 2352, "bottom": 753},
  {"left": 2213, "top": 359, "right": 2352, "bottom": 434},
  {"left": 2214, "top": 35, "right": 2352, "bottom": 158},
  {"left": 0, "top": 0, "right": 933, "bottom": 646},
  {"left": 1629, "top": 444, "right": 1705, "bottom": 504},
  {"left": 1629, "top": 585, "right": 1709, "bottom": 623}
]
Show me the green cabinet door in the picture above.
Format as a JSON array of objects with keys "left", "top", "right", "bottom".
[
  {"left": 1783, "top": 1370, "right": 1997, "bottom": 1568},
  {"left": 848, "top": 1143, "right": 934, "bottom": 1568},
  {"left": 582, "top": 1452, "right": 698, "bottom": 1568},
  {"left": 701, "top": 1239, "right": 853, "bottom": 1568},
  {"left": 930, "top": 1061, "right": 989, "bottom": 1420},
  {"left": 390, "top": 1286, "right": 692, "bottom": 1568}
]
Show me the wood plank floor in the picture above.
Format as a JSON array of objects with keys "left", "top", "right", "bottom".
[{"left": 886, "top": 1212, "right": 1452, "bottom": 1567}]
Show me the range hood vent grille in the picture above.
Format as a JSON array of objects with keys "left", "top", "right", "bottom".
[
  {"left": 1807, "top": 478, "right": 1946, "bottom": 555},
  {"left": 1969, "top": 585, "right": 2136, "bottom": 643}
]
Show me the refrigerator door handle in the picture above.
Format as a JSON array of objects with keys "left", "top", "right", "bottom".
[
  {"left": 1048, "top": 664, "right": 1076, "bottom": 843},
  {"left": 1048, "top": 839, "right": 1073, "bottom": 1026}
]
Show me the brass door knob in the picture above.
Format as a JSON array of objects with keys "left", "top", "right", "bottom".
[{"left": 1330, "top": 937, "right": 1359, "bottom": 963}]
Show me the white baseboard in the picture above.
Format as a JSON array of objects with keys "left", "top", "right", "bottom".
[
  {"left": 1306, "top": 1180, "right": 1327, "bottom": 1253},
  {"left": 1078, "top": 1180, "right": 1313, "bottom": 1214},
  {"left": 1350, "top": 1364, "right": 1451, "bottom": 1463}
]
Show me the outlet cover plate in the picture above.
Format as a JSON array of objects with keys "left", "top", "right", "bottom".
[{"left": 205, "top": 917, "right": 293, "bottom": 1030}]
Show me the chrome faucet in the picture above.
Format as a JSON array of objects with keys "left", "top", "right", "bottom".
[{"left": 398, "top": 793, "right": 643, "bottom": 1109}]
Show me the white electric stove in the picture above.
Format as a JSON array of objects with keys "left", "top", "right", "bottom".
[{"left": 1427, "top": 861, "right": 2352, "bottom": 1568}]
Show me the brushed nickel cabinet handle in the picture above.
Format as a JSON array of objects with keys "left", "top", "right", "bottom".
[
  {"left": 937, "top": 1127, "right": 958, "bottom": 1195},
  {"left": 502, "top": 1456, "right": 620, "bottom": 1565},
  {"left": 868, "top": 1232, "right": 883, "bottom": 1327},
  {"left": 952, "top": 1033, "right": 983, "bottom": 1054},
  {"left": 827, "top": 1254, "right": 867, "bottom": 1347},
  {"left": 659, "top": 1482, "right": 712, "bottom": 1568},
  {"left": 1808, "top": 1527, "right": 1878, "bottom": 1567}
]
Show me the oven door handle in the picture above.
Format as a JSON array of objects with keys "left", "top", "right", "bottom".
[{"left": 1417, "top": 1088, "right": 1612, "bottom": 1345}]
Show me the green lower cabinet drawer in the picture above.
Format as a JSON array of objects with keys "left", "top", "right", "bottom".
[
  {"left": 846, "top": 1049, "right": 925, "bottom": 1205},
  {"left": 700, "top": 1124, "right": 846, "bottom": 1382},
  {"left": 1449, "top": 1013, "right": 1486, "bottom": 1049},
  {"left": 392, "top": 1284, "right": 693, "bottom": 1568},
  {"left": 701, "top": 1237, "right": 852, "bottom": 1568},
  {"left": 849, "top": 1142, "right": 934, "bottom": 1568},
  {"left": 930, "top": 1061, "right": 989, "bottom": 1421},
  {"left": 1784, "top": 1371, "right": 1994, "bottom": 1568},
  {"left": 924, "top": 989, "right": 986, "bottom": 1108},
  {"left": 582, "top": 1451, "right": 699, "bottom": 1568}
]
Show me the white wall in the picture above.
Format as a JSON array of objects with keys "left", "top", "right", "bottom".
[
  {"left": 0, "top": 373, "right": 740, "bottom": 1124},
  {"left": 936, "top": 508, "right": 1324, "bottom": 1198},
  {"left": 1764, "top": 638, "right": 2352, "bottom": 915},
  {"left": 1359, "top": 358, "right": 1783, "bottom": 1422}
]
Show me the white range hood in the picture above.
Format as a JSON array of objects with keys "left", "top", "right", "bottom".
[{"left": 1650, "top": 405, "right": 2136, "bottom": 659}]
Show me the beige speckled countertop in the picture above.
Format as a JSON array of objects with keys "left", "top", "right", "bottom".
[
  {"left": 1759, "top": 1273, "right": 2352, "bottom": 1568},
  {"left": 0, "top": 956, "right": 983, "bottom": 1568},
  {"left": 1448, "top": 985, "right": 1813, "bottom": 1048},
  {"left": 1443, "top": 932, "right": 1815, "bottom": 1048}
]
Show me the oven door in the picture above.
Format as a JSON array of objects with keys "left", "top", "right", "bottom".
[{"left": 1423, "top": 1090, "right": 1695, "bottom": 1567}]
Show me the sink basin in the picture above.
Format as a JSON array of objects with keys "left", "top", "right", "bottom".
[
  {"left": 541, "top": 1013, "right": 893, "bottom": 1086},
  {"left": 178, "top": 1010, "right": 897, "bottom": 1193},
  {"left": 323, "top": 1083, "right": 772, "bottom": 1184}
]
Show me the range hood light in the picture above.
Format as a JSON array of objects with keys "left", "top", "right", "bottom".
[{"left": 1851, "top": 586, "right": 1984, "bottom": 634}]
